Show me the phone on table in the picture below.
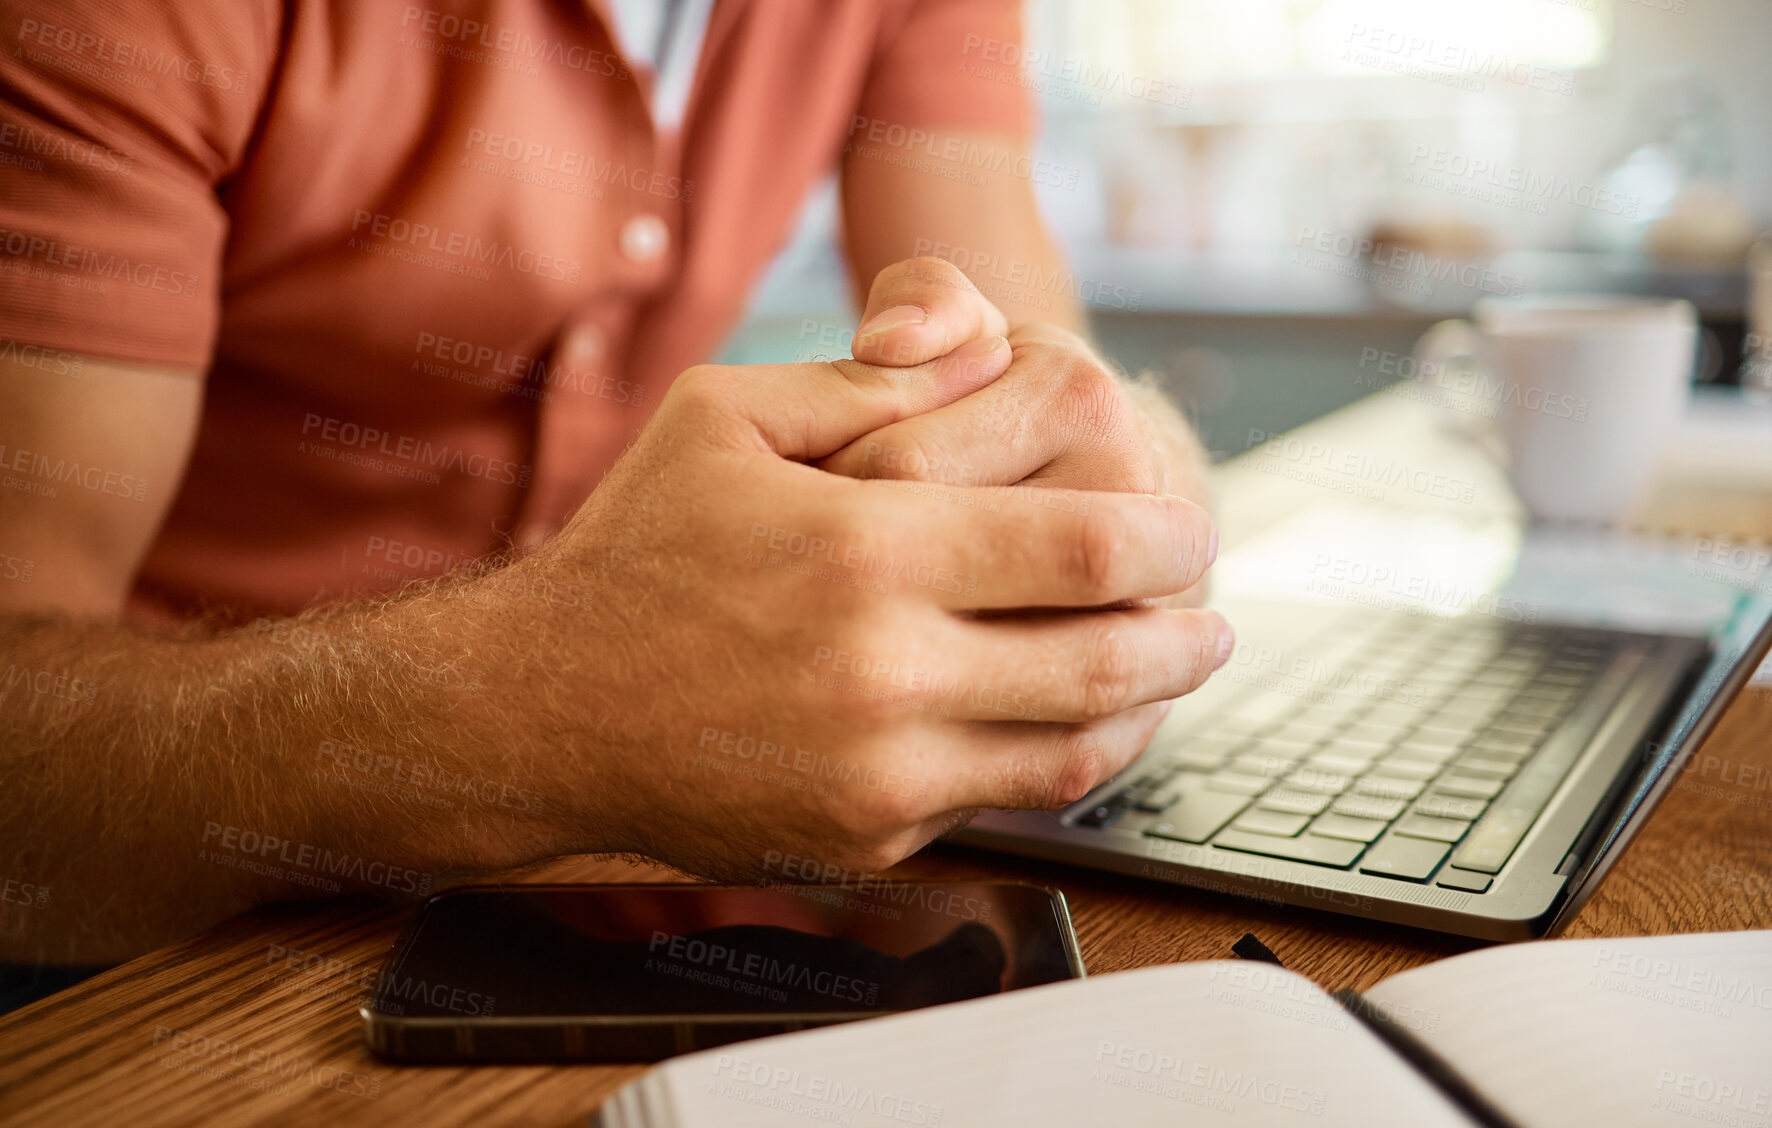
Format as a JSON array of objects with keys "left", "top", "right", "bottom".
[{"left": 361, "top": 882, "right": 1084, "bottom": 1062}]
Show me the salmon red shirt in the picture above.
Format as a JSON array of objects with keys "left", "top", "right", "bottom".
[{"left": 0, "top": 0, "right": 1030, "bottom": 622}]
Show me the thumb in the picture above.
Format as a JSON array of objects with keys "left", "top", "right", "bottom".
[
  {"left": 851, "top": 256, "right": 1009, "bottom": 368},
  {"left": 714, "top": 333, "right": 1010, "bottom": 461}
]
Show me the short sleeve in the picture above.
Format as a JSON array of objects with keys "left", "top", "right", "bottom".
[
  {"left": 855, "top": 0, "right": 1034, "bottom": 139},
  {"left": 0, "top": 2, "right": 278, "bottom": 367}
]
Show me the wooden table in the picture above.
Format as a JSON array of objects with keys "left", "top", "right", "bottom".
[{"left": 3, "top": 391, "right": 1770, "bottom": 1128}]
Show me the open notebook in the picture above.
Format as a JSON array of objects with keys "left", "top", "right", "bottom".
[{"left": 594, "top": 930, "right": 1772, "bottom": 1128}]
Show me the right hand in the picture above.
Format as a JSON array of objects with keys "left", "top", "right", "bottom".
[{"left": 502, "top": 337, "right": 1230, "bottom": 882}]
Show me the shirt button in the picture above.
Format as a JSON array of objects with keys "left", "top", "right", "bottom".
[
  {"left": 559, "top": 323, "right": 605, "bottom": 368},
  {"left": 619, "top": 214, "right": 669, "bottom": 264}
]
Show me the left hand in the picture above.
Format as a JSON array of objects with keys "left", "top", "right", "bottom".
[
  {"left": 830, "top": 259, "right": 1211, "bottom": 605},
  {"left": 829, "top": 319, "right": 1168, "bottom": 496}
]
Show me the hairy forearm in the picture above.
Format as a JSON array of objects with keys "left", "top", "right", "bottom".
[{"left": 0, "top": 558, "right": 589, "bottom": 963}]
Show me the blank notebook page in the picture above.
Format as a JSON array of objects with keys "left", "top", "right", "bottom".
[
  {"left": 601, "top": 960, "right": 1475, "bottom": 1127},
  {"left": 1365, "top": 930, "right": 1772, "bottom": 1128}
]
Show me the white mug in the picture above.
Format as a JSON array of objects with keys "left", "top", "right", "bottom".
[{"left": 1412, "top": 295, "right": 1697, "bottom": 523}]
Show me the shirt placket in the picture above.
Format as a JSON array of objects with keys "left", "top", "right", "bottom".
[{"left": 513, "top": 27, "right": 685, "bottom": 548}]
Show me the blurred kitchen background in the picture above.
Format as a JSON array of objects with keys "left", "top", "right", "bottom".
[{"left": 718, "top": 0, "right": 1772, "bottom": 460}]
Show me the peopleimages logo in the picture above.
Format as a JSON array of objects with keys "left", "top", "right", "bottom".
[
  {"left": 398, "top": 6, "right": 629, "bottom": 79},
  {"left": 0, "top": 226, "right": 198, "bottom": 297},
  {"left": 411, "top": 331, "right": 643, "bottom": 406},
  {"left": 648, "top": 931, "right": 882, "bottom": 1006},
  {"left": 348, "top": 210, "right": 582, "bottom": 284},
  {"left": 0, "top": 442, "right": 148, "bottom": 501},
  {"left": 199, "top": 822, "right": 432, "bottom": 896},
  {"left": 461, "top": 128, "right": 692, "bottom": 201},
  {"left": 299, "top": 414, "right": 531, "bottom": 488},
  {"left": 15, "top": 18, "right": 251, "bottom": 93},
  {"left": 151, "top": 1027, "right": 381, "bottom": 1101}
]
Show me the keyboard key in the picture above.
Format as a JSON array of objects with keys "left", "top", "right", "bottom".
[
  {"left": 1392, "top": 743, "right": 1460, "bottom": 763},
  {"left": 1264, "top": 721, "right": 1336, "bottom": 744},
  {"left": 1339, "top": 722, "right": 1399, "bottom": 744},
  {"left": 1291, "top": 703, "right": 1363, "bottom": 728},
  {"left": 1145, "top": 790, "right": 1253, "bottom": 844},
  {"left": 1331, "top": 793, "right": 1407, "bottom": 821},
  {"left": 1394, "top": 814, "right": 1471, "bottom": 842},
  {"left": 1169, "top": 747, "right": 1234, "bottom": 772},
  {"left": 1534, "top": 672, "right": 1588, "bottom": 688},
  {"left": 1321, "top": 737, "right": 1390, "bottom": 759},
  {"left": 1230, "top": 753, "right": 1298, "bottom": 778},
  {"left": 1362, "top": 704, "right": 1428, "bottom": 727},
  {"left": 1359, "top": 835, "right": 1450, "bottom": 881},
  {"left": 1212, "top": 829, "right": 1366, "bottom": 868},
  {"left": 1281, "top": 768, "right": 1355, "bottom": 795},
  {"left": 1435, "top": 692, "right": 1507, "bottom": 713},
  {"left": 1415, "top": 794, "right": 1488, "bottom": 821},
  {"left": 1134, "top": 775, "right": 1199, "bottom": 812},
  {"left": 1211, "top": 716, "right": 1274, "bottom": 737},
  {"left": 1400, "top": 730, "right": 1464, "bottom": 751},
  {"left": 1206, "top": 771, "right": 1270, "bottom": 795},
  {"left": 1515, "top": 686, "right": 1577, "bottom": 705},
  {"left": 1253, "top": 737, "right": 1319, "bottom": 758},
  {"left": 1435, "top": 775, "right": 1504, "bottom": 800},
  {"left": 1419, "top": 715, "right": 1492, "bottom": 739},
  {"left": 1258, "top": 788, "right": 1333, "bottom": 816},
  {"left": 1309, "top": 813, "right": 1389, "bottom": 842},
  {"left": 1169, "top": 734, "right": 1247, "bottom": 756},
  {"left": 1454, "top": 756, "right": 1519, "bottom": 779},
  {"left": 1488, "top": 719, "right": 1553, "bottom": 740},
  {"left": 1446, "top": 682, "right": 1516, "bottom": 702},
  {"left": 1355, "top": 775, "right": 1425, "bottom": 801},
  {"left": 1221, "top": 694, "right": 1298, "bottom": 726},
  {"left": 1469, "top": 737, "right": 1536, "bottom": 756},
  {"left": 1232, "top": 809, "right": 1311, "bottom": 837},
  {"left": 1307, "top": 753, "right": 1375, "bottom": 775},
  {"left": 1449, "top": 806, "right": 1536, "bottom": 873},
  {"left": 1436, "top": 868, "right": 1494, "bottom": 893},
  {"left": 1075, "top": 793, "right": 1132, "bottom": 827},
  {"left": 1372, "top": 759, "right": 1440, "bottom": 781}
]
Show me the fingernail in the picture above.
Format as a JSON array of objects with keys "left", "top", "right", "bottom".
[
  {"left": 1156, "top": 699, "right": 1174, "bottom": 720},
  {"left": 1214, "top": 622, "right": 1236, "bottom": 670},
  {"left": 948, "top": 334, "right": 1008, "bottom": 360},
  {"left": 1206, "top": 524, "right": 1220, "bottom": 568},
  {"left": 855, "top": 304, "right": 927, "bottom": 341}
]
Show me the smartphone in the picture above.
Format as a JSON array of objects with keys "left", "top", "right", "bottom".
[{"left": 360, "top": 882, "right": 1085, "bottom": 1062}]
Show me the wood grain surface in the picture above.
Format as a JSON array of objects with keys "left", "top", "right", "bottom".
[{"left": 1, "top": 687, "right": 1766, "bottom": 1128}]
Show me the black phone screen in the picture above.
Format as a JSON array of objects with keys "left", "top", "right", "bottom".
[{"left": 365, "top": 882, "right": 1082, "bottom": 1044}]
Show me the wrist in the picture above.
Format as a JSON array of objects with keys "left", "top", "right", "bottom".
[{"left": 283, "top": 564, "right": 600, "bottom": 881}]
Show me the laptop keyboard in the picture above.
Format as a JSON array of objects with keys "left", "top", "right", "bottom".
[{"left": 1073, "top": 616, "right": 1623, "bottom": 893}]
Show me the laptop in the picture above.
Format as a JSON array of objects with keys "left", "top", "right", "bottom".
[{"left": 952, "top": 507, "right": 1772, "bottom": 940}]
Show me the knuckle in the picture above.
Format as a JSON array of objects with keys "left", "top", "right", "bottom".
[
  {"left": 1181, "top": 618, "right": 1222, "bottom": 689},
  {"left": 1048, "top": 732, "right": 1107, "bottom": 808},
  {"left": 1066, "top": 507, "right": 1130, "bottom": 601},
  {"left": 1077, "top": 625, "right": 1139, "bottom": 717},
  {"left": 831, "top": 777, "right": 921, "bottom": 844},
  {"left": 836, "top": 509, "right": 910, "bottom": 575},
  {"left": 1174, "top": 503, "right": 1212, "bottom": 572},
  {"left": 1056, "top": 359, "right": 1128, "bottom": 431},
  {"left": 664, "top": 363, "right": 731, "bottom": 420},
  {"left": 825, "top": 679, "right": 897, "bottom": 731}
]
